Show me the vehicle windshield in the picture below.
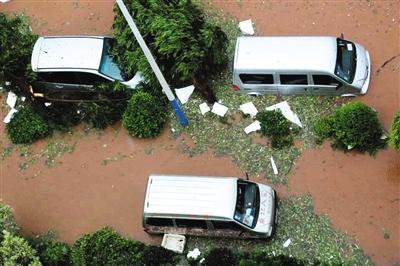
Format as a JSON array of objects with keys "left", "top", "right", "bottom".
[
  {"left": 99, "top": 38, "right": 125, "bottom": 81},
  {"left": 234, "top": 180, "right": 259, "bottom": 228},
  {"left": 335, "top": 38, "right": 356, "bottom": 83}
]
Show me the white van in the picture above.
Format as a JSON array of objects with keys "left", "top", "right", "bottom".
[
  {"left": 142, "top": 174, "right": 277, "bottom": 239},
  {"left": 233, "top": 36, "right": 371, "bottom": 96}
]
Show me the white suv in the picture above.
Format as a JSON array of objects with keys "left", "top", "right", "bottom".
[{"left": 30, "top": 36, "right": 142, "bottom": 100}]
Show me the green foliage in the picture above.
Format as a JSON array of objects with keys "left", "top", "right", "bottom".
[
  {"left": 256, "top": 110, "right": 298, "bottom": 149},
  {"left": 314, "top": 116, "right": 334, "bottom": 145},
  {"left": 0, "top": 13, "right": 37, "bottom": 94},
  {"left": 122, "top": 91, "right": 168, "bottom": 138},
  {"left": 389, "top": 111, "right": 400, "bottom": 150},
  {"left": 0, "top": 204, "right": 18, "bottom": 241},
  {"left": 6, "top": 106, "right": 49, "bottom": 144},
  {"left": 204, "top": 248, "right": 237, "bottom": 266},
  {"left": 142, "top": 245, "right": 176, "bottom": 266},
  {"left": 111, "top": 0, "right": 228, "bottom": 102},
  {"left": 238, "top": 251, "right": 305, "bottom": 266},
  {"left": 0, "top": 230, "right": 42, "bottom": 266},
  {"left": 315, "top": 102, "right": 386, "bottom": 154},
  {"left": 29, "top": 233, "right": 71, "bottom": 266},
  {"left": 71, "top": 227, "right": 145, "bottom": 266}
]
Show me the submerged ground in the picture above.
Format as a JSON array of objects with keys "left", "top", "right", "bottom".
[{"left": 0, "top": 0, "right": 399, "bottom": 265}]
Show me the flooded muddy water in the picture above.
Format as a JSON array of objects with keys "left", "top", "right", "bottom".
[{"left": 1, "top": 1, "right": 399, "bottom": 265}]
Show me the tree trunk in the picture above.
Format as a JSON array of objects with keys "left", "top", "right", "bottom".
[{"left": 192, "top": 73, "right": 217, "bottom": 104}]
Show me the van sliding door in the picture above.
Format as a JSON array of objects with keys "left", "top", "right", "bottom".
[{"left": 278, "top": 74, "right": 309, "bottom": 95}]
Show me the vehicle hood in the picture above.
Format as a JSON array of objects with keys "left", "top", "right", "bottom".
[
  {"left": 253, "top": 184, "right": 274, "bottom": 235},
  {"left": 352, "top": 43, "right": 370, "bottom": 91}
]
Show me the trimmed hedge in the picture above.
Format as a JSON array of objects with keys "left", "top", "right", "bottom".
[
  {"left": 6, "top": 106, "right": 49, "bottom": 144},
  {"left": 122, "top": 91, "right": 168, "bottom": 138},
  {"left": 142, "top": 245, "right": 176, "bottom": 266},
  {"left": 29, "top": 236, "right": 71, "bottom": 266},
  {"left": 204, "top": 248, "right": 237, "bottom": 266},
  {"left": 314, "top": 102, "right": 386, "bottom": 154},
  {"left": 389, "top": 111, "right": 400, "bottom": 151}
]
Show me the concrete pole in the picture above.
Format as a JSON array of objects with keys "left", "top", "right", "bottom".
[{"left": 116, "top": 0, "right": 188, "bottom": 126}]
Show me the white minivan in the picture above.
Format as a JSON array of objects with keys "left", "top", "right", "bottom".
[
  {"left": 233, "top": 36, "right": 371, "bottom": 96},
  {"left": 142, "top": 174, "right": 277, "bottom": 239}
]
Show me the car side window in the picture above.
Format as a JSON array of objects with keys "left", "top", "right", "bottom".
[
  {"left": 175, "top": 219, "right": 207, "bottom": 229},
  {"left": 76, "top": 72, "right": 110, "bottom": 85},
  {"left": 37, "top": 72, "right": 79, "bottom": 84},
  {"left": 145, "top": 217, "right": 174, "bottom": 227},
  {"left": 239, "top": 74, "right": 274, "bottom": 84},
  {"left": 313, "top": 75, "right": 342, "bottom": 88},
  {"left": 212, "top": 220, "right": 243, "bottom": 231},
  {"left": 280, "top": 74, "right": 308, "bottom": 85}
]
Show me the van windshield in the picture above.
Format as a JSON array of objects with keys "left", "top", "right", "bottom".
[
  {"left": 335, "top": 38, "right": 356, "bottom": 83},
  {"left": 234, "top": 180, "right": 259, "bottom": 228},
  {"left": 99, "top": 38, "right": 125, "bottom": 81}
]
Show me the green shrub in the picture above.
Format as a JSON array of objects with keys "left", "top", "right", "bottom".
[
  {"left": 0, "top": 204, "right": 18, "bottom": 241},
  {"left": 111, "top": 0, "right": 228, "bottom": 102},
  {"left": 389, "top": 111, "right": 400, "bottom": 150},
  {"left": 29, "top": 234, "right": 71, "bottom": 266},
  {"left": 314, "top": 116, "right": 334, "bottom": 145},
  {"left": 6, "top": 106, "right": 49, "bottom": 144},
  {"left": 142, "top": 245, "right": 176, "bottom": 266},
  {"left": 332, "top": 102, "right": 385, "bottom": 154},
  {"left": 71, "top": 227, "right": 144, "bottom": 266},
  {"left": 0, "top": 230, "right": 42, "bottom": 266},
  {"left": 256, "top": 110, "right": 296, "bottom": 149},
  {"left": 0, "top": 13, "right": 37, "bottom": 95},
  {"left": 204, "top": 248, "right": 237, "bottom": 266},
  {"left": 238, "top": 251, "right": 305, "bottom": 266},
  {"left": 122, "top": 91, "right": 168, "bottom": 138}
]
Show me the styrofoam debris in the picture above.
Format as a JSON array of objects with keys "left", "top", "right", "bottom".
[
  {"left": 347, "top": 144, "right": 354, "bottom": 150},
  {"left": 283, "top": 238, "right": 292, "bottom": 248},
  {"left": 270, "top": 156, "right": 278, "bottom": 175},
  {"left": 0, "top": 86, "right": 3, "bottom": 90},
  {"left": 20, "top": 96, "right": 26, "bottom": 102},
  {"left": 240, "top": 102, "right": 258, "bottom": 118},
  {"left": 171, "top": 128, "right": 176, "bottom": 133},
  {"left": 239, "top": 19, "right": 255, "bottom": 35},
  {"left": 175, "top": 85, "right": 195, "bottom": 104},
  {"left": 128, "top": 72, "right": 143, "bottom": 89},
  {"left": 211, "top": 102, "right": 228, "bottom": 117},
  {"left": 0, "top": 0, "right": 11, "bottom": 3},
  {"left": 44, "top": 102, "right": 52, "bottom": 107},
  {"left": 187, "top": 248, "right": 201, "bottom": 260},
  {"left": 77, "top": 110, "right": 81, "bottom": 114},
  {"left": 266, "top": 101, "right": 302, "bottom": 127},
  {"left": 244, "top": 120, "right": 261, "bottom": 134},
  {"left": 199, "top": 102, "right": 210, "bottom": 115},
  {"left": 6, "top": 91, "right": 17, "bottom": 108},
  {"left": 5, "top": 81, "right": 11, "bottom": 86},
  {"left": 200, "top": 258, "right": 205, "bottom": 264},
  {"left": 3, "top": 108, "right": 18, "bottom": 124},
  {"left": 161, "top": 234, "right": 186, "bottom": 254}
]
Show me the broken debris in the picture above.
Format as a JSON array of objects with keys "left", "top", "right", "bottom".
[
  {"left": 270, "top": 156, "right": 278, "bottom": 175},
  {"left": 239, "top": 19, "right": 255, "bottom": 35},
  {"left": 283, "top": 238, "right": 292, "bottom": 248},
  {"left": 199, "top": 102, "right": 210, "bottom": 115},
  {"left": 211, "top": 102, "right": 228, "bottom": 117},
  {"left": 6, "top": 91, "right": 17, "bottom": 109},
  {"left": 244, "top": 120, "right": 261, "bottom": 134},
  {"left": 3, "top": 108, "right": 18, "bottom": 124},
  {"left": 266, "top": 101, "right": 302, "bottom": 128},
  {"left": 161, "top": 234, "right": 186, "bottom": 254},
  {"left": 240, "top": 102, "right": 258, "bottom": 118},
  {"left": 175, "top": 85, "right": 195, "bottom": 104},
  {"left": 187, "top": 248, "right": 201, "bottom": 259}
]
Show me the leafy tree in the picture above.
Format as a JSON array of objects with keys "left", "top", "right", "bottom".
[
  {"left": 204, "top": 248, "right": 237, "bottom": 266},
  {"left": 122, "top": 90, "right": 168, "bottom": 138},
  {"left": 0, "top": 204, "right": 18, "bottom": 241},
  {"left": 111, "top": 0, "right": 228, "bottom": 103},
  {"left": 29, "top": 233, "right": 71, "bottom": 266},
  {"left": 0, "top": 13, "right": 37, "bottom": 94},
  {"left": 142, "top": 245, "right": 176, "bottom": 266},
  {"left": 6, "top": 106, "right": 49, "bottom": 144},
  {"left": 71, "top": 227, "right": 145, "bottom": 266},
  {"left": 0, "top": 230, "right": 42, "bottom": 266},
  {"left": 389, "top": 111, "right": 400, "bottom": 151}
]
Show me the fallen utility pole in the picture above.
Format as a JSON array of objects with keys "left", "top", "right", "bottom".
[{"left": 116, "top": 0, "right": 188, "bottom": 126}]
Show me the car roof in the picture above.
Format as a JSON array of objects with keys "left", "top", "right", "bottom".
[
  {"left": 31, "top": 36, "right": 107, "bottom": 72},
  {"left": 234, "top": 36, "right": 338, "bottom": 73},
  {"left": 143, "top": 175, "right": 238, "bottom": 220}
]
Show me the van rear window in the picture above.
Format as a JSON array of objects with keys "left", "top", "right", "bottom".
[
  {"left": 239, "top": 74, "right": 273, "bottom": 84},
  {"left": 146, "top": 217, "right": 173, "bottom": 227}
]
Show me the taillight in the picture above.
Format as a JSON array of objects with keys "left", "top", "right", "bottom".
[{"left": 233, "top": 85, "right": 239, "bottom": 91}]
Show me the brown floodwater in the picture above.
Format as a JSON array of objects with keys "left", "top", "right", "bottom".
[{"left": 1, "top": 0, "right": 399, "bottom": 265}]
